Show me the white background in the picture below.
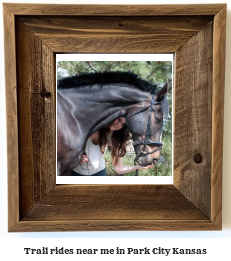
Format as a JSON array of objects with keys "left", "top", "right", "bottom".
[{"left": 0, "top": 0, "right": 231, "bottom": 260}]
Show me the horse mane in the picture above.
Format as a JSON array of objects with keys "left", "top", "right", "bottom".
[{"left": 57, "top": 71, "right": 157, "bottom": 94}]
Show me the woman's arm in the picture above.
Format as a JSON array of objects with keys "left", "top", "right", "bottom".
[{"left": 113, "top": 157, "right": 153, "bottom": 175}]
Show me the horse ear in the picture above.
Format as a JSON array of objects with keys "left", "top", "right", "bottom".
[{"left": 156, "top": 83, "right": 168, "bottom": 101}]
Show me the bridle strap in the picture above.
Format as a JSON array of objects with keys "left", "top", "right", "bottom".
[
  {"left": 133, "top": 140, "right": 163, "bottom": 147},
  {"left": 127, "top": 92, "right": 163, "bottom": 176},
  {"left": 134, "top": 146, "right": 162, "bottom": 163},
  {"left": 126, "top": 105, "right": 151, "bottom": 119},
  {"left": 144, "top": 92, "right": 156, "bottom": 147},
  {"left": 132, "top": 92, "right": 162, "bottom": 150}
]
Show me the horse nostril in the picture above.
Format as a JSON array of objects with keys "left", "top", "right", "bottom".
[{"left": 153, "top": 159, "right": 158, "bottom": 165}]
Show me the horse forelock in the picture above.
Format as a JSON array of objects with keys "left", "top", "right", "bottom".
[{"left": 57, "top": 71, "right": 157, "bottom": 94}]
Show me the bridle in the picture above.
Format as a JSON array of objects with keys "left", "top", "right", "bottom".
[{"left": 126, "top": 92, "right": 163, "bottom": 175}]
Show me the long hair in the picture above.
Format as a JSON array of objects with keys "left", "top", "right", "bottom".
[{"left": 98, "top": 125, "right": 130, "bottom": 165}]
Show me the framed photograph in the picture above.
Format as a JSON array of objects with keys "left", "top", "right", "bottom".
[
  {"left": 4, "top": 3, "right": 226, "bottom": 231},
  {"left": 56, "top": 54, "right": 173, "bottom": 185}
]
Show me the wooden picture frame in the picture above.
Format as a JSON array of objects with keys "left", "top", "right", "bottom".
[{"left": 4, "top": 3, "right": 226, "bottom": 231}]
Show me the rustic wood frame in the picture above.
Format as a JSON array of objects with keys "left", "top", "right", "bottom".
[{"left": 4, "top": 4, "right": 226, "bottom": 232}]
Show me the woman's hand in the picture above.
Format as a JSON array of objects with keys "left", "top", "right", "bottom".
[
  {"left": 135, "top": 164, "right": 153, "bottom": 170},
  {"left": 114, "top": 157, "right": 154, "bottom": 174},
  {"left": 81, "top": 154, "right": 89, "bottom": 163}
]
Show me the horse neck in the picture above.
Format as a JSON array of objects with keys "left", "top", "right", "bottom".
[{"left": 58, "top": 84, "right": 151, "bottom": 134}]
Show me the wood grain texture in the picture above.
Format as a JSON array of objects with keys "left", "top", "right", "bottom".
[
  {"left": 3, "top": 3, "right": 225, "bottom": 16},
  {"left": 22, "top": 185, "right": 207, "bottom": 221},
  {"left": 4, "top": 3, "right": 226, "bottom": 231},
  {"left": 13, "top": 185, "right": 217, "bottom": 232},
  {"left": 16, "top": 19, "right": 56, "bottom": 219},
  {"left": 3, "top": 4, "right": 20, "bottom": 231},
  {"left": 174, "top": 22, "right": 213, "bottom": 218},
  {"left": 18, "top": 16, "right": 213, "bottom": 53},
  {"left": 11, "top": 220, "right": 218, "bottom": 232},
  {"left": 211, "top": 5, "right": 226, "bottom": 228}
]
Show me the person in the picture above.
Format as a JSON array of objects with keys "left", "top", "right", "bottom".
[{"left": 71, "top": 117, "right": 153, "bottom": 176}]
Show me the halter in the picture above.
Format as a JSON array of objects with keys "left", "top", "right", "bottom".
[{"left": 126, "top": 92, "right": 163, "bottom": 175}]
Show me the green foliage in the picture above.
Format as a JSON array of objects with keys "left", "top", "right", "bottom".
[
  {"left": 104, "top": 144, "right": 172, "bottom": 176},
  {"left": 57, "top": 60, "right": 173, "bottom": 176}
]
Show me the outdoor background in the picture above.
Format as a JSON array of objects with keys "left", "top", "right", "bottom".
[{"left": 57, "top": 61, "right": 172, "bottom": 176}]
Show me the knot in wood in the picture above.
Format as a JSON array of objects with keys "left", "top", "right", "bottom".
[
  {"left": 40, "top": 91, "right": 52, "bottom": 99},
  {"left": 194, "top": 153, "right": 203, "bottom": 164}
]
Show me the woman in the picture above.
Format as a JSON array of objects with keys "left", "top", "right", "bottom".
[{"left": 71, "top": 117, "right": 153, "bottom": 176}]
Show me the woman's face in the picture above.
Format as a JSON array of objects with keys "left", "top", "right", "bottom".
[{"left": 110, "top": 117, "right": 126, "bottom": 131}]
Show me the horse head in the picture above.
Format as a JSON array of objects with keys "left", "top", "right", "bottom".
[{"left": 126, "top": 83, "right": 168, "bottom": 167}]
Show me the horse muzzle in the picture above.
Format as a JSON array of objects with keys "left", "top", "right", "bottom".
[{"left": 134, "top": 141, "right": 163, "bottom": 167}]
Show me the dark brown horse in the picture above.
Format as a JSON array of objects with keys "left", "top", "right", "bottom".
[{"left": 57, "top": 72, "right": 168, "bottom": 176}]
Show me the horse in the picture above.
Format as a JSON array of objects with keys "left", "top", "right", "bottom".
[{"left": 57, "top": 71, "right": 168, "bottom": 176}]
